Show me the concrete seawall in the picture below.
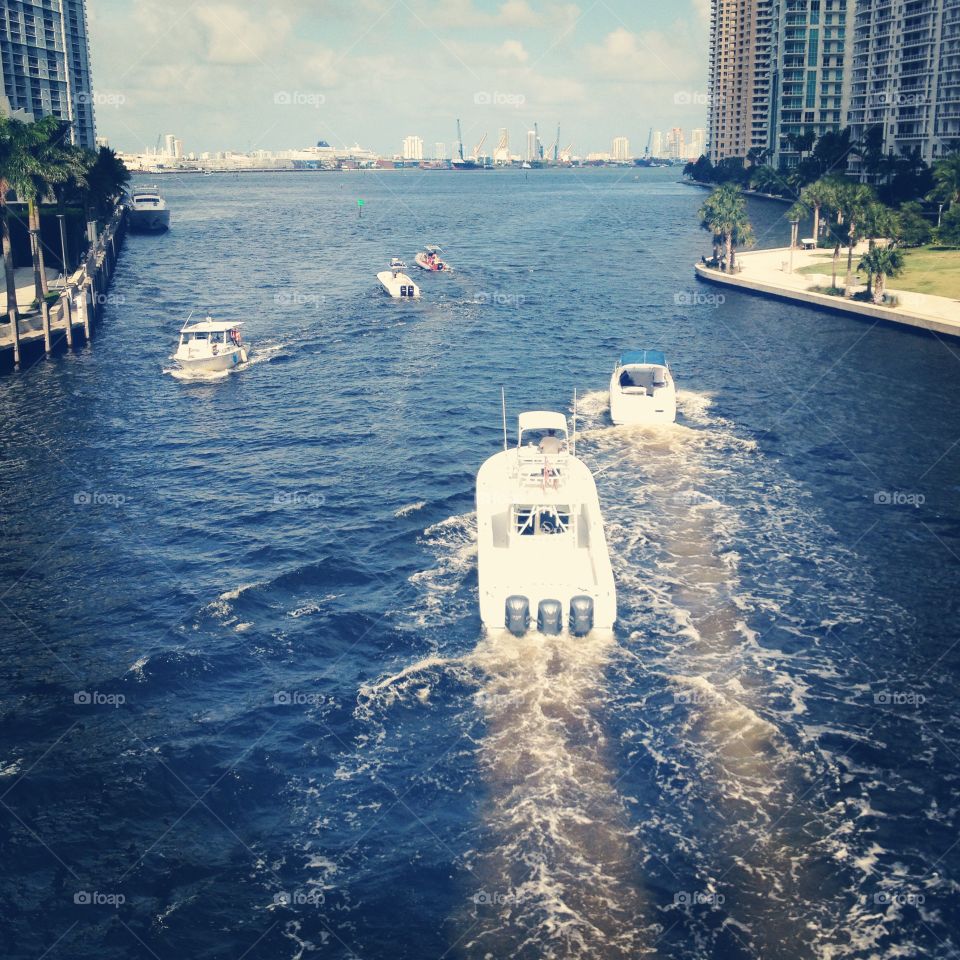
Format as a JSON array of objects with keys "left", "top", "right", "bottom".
[{"left": 694, "top": 254, "right": 960, "bottom": 339}]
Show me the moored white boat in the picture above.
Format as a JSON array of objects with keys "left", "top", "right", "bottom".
[
  {"left": 476, "top": 408, "right": 617, "bottom": 637},
  {"left": 127, "top": 185, "right": 171, "bottom": 232},
  {"left": 377, "top": 258, "right": 420, "bottom": 299},
  {"left": 609, "top": 350, "right": 677, "bottom": 425},
  {"left": 173, "top": 318, "right": 248, "bottom": 373}
]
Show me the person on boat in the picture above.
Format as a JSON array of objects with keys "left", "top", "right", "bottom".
[{"left": 539, "top": 430, "right": 563, "bottom": 455}]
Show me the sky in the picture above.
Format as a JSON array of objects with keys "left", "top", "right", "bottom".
[{"left": 87, "top": 0, "right": 710, "bottom": 156}]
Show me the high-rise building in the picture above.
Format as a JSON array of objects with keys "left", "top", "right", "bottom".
[
  {"left": 612, "top": 135, "right": 630, "bottom": 160},
  {"left": 434, "top": 141, "right": 446, "bottom": 160},
  {"left": 666, "top": 127, "right": 686, "bottom": 159},
  {"left": 847, "top": 0, "right": 959, "bottom": 167},
  {"left": 174, "top": 138, "right": 184, "bottom": 159},
  {"left": 690, "top": 127, "right": 707, "bottom": 158},
  {"left": 526, "top": 129, "right": 537, "bottom": 161},
  {"left": 402, "top": 135, "right": 423, "bottom": 160},
  {"left": 164, "top": 133, "right": 176, "bottom": 157},
  {"left": 707, "top": 0, "right": 773, "bottom": 162},
  {"left": 768, "top": 0, "right": 856, "bottom": 168},
  {"left": 651, "top": 130, "right": 664, "bottom": 157},
  {"left": 0, "top": 0, "right": 96, "bottom": 149}
]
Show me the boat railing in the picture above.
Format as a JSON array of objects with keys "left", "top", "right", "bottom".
[{"left": 513, "top": 448, "right": 570, "bottom": 487}]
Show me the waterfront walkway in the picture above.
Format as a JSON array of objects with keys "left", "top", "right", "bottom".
[{"left": 695, "top": 245, "right": 960, "bottom": 338}]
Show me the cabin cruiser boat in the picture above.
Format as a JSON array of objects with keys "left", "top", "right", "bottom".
[
  {"left": 377, "top": 258, "right": 420, "bottom": 299},
  {"left": 127, "top": 185, "right": 171, "bottom": 232},
  {"left": 414, "top": 246, "right": 450, "bottom": 272},
  {"left": 476, "top": 409, "right": 617, "bottom": 637},
  {"left": 609, "top": 350, "right": 677, "bottom": 425},
  {"left": 173, "top": 318, "right": 248, "bottom": 372}
]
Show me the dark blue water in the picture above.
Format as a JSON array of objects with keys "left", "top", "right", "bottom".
[{"left": 2, "top": 168, "right": 959, "bottom": 959}]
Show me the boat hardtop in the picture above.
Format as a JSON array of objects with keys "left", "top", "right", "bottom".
[{"left": 180, "top": 317, "right": 243, "bottom": 334}]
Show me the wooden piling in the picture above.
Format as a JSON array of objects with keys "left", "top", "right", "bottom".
[{"left": 42, "top": 300, "right": 52, "bottom": 355}]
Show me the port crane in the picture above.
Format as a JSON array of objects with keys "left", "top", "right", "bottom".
[
  {"left": 473, "top": 132, "right": 487, "bottom": 159},
  {"left": 549, "top": 124, "right": 560, "bottom": 162},
  {"left": 644, "top": 127, "right": 652, "bottom": 158},
  {"left": 456, "top": 118, "right": 466, "bottom": 161}
]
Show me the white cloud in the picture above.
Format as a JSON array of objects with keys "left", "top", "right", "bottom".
[
  {"left": 194, "top": 4, "right": 291, "bottom": 65},
  {"left": 497, "top": 39, "right": 530, "bottom": 63},
  {"left": 585, "top": 26, "right": 697, "bottom": 83}
]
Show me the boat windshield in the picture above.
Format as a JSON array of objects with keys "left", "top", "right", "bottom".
[{"left": 514, "top": 504, "right": 572, "bottom": 537}]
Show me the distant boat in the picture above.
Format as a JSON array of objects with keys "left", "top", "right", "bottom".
[
  {"left": 414, "top": 246, "right": 450, "bottom": 272},
  {"left": 521, "top": 161, "right": 532, "bottom": 169},
  {"left": 377, "top": 258, "right": 420, "bottom": 299},
  {"left": 452, "top": 118, "right": 486, "bottom": 171},
  {"left": 476, "top": 406, "right": 617, "bottom": 637},
  {"left": 127, "top": 185, "right": 170, "bottom": 232},
  {"left": 609, "top": 350, "right": 677, "bottom": 425},
  {"left": 173, "top": 318, "right": 248, "bottom": 373}
]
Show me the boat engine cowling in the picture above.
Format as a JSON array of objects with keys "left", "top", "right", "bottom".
[
  {"left": 569, "top": 595, "right": 594, "bottom": 636},
  {"left": 538, "top": 599, "right": 563, "bottom": 635},
  {"left": 505, "top": 596, "right": 529, "bottom": 636}
]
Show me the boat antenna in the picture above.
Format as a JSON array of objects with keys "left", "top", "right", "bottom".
[
  {"left": 572, "top": 388, "right": 578, "bottom": 458},
  {"left": 501, "top": 387, "right": 508, "bottom": 452}
]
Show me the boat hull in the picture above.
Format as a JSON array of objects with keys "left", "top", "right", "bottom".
[
  {"left": 377, "top": 271, "right": 420, "bottom": 298},
  {"left": 414, "top": 253, "right": 449, "bottom": 272},
  {"left": 476, "top": 449, "right": 617, "bottom": 636},
  {"left": 129, "top": 209, "right": 171, "bottom": 232},
  {"left": 174, "top": 346, "right": 246, "bottom": 372},
  {"left": 609, "top": 372, "right": 677, "bottom": 425}
]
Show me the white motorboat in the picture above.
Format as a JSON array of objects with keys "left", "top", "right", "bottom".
[
  {"left": 127, "top": 185, "right": 170, "bottom": 232},
  {"left": 377, "top": 258, "right": 420, "bottom": 299},
  {"left": 609, "top": 350, "right": 677, "bottom": 425},
  {"left": 173, "top": 318, "right": 248, "bottom": 373},
  {"left": 414, "top": 246, "right": 451, "bottom": 272},
  {"left": 476, "top": 407, "right": 617, "bottom": 637}
]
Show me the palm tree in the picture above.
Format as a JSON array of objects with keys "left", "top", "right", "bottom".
[
  {"left": 699, "top": 184, "right": 754, "bottom": 274},
  {"left": 928, "top": 153, "right": 960, "bottom": 208},
  {"left": 833, "top": 182, "right": 875, "bottom": 295},
  {"left": 862, "top": 201, "right": 898, "bottom": 251},
  {"left": 0, "top": 117, "right": 25, "bottom": 328},
  {"left": 750, "top": 164, "right": 787, "bottom": 195},
  {"left": 85, "top": 147, "right": 130, "bottom": 224},
  {"left": 858, "top": 246, "right": 905, "bottom": 304},
  {"left": 799, "top": 177, "right": 842, "bottom": 246}
]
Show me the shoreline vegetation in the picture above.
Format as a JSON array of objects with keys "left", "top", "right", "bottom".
[{"left": 692, "top": 129, "right": 959, "bottom": 316}]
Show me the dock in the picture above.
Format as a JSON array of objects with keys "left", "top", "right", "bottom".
[{"left": 0, "top": 205, "right": 127, "bottom": 370}]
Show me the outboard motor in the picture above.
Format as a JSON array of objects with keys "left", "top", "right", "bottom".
[
  {"left": 569, "top": 595, "right": 594, "bottom": 637},
  {"left": 538, "top": 599, "right": 563, "bottom": 636},
  {"left": 505, "top": 596, "right": 530, "bottom": 636}
]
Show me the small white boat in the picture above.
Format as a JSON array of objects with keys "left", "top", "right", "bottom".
[
  {"left": 173, "top": 318, "right": 248, "bottom": 373},
  {"left": 609, "top": 350, "right": 677, "bottom": 425},
  {"left": 128, "top": 185, "right": 170, "bottom": 232},
  {"left": 476, "top": 406, "right": 617, "bottom": 637},
  {"left": 377, "top": 258, "right": 420, "bottom": 299},
  {"left": 414, "top": 246, "right": 450, "bottom": 272}
]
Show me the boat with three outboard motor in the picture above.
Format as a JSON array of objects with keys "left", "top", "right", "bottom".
[
  {"left": 377, "top": 258, "right": 421, "bottom": 299},
  {"left": 476, "top": 402, "right": 617, "bottom": 637},
  {"left": 609, "top": 349, "right": 677, "bottom": 425},
  {"left": 173, "top": 317, "right": 248, "bottom": 373}
]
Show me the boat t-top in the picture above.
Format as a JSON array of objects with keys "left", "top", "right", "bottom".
[
  {"left": 476, "top": 404, "right": 617, "bottom": 637},
  {"left": 173, "top": 317, "right": 248, "bottom": 373},
  {"left": 609, "top": 350, "right": 677, "bottom": 425},
  {"left": 127, "top": 185, "right": 171, "bottom": 232},
  {"left": 377, "top": 258, "right": 420, "bottom": 299},
  {"left": 414, "top": 246, "right": 450, "bottom": 272}
]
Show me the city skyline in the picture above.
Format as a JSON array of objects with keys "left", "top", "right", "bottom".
[{"left": 85, "top": 0, "right": 711, "bottom": 156}]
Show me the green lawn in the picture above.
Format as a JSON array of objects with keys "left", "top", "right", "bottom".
[{"left": 797, "top": 247, "right": 960, "bottom": 300}]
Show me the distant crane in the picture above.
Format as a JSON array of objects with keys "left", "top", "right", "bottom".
[
  {"left": 644, "top": 127, "right": 652, "bottom": 158},
  {"left": 550, "top": 124, "right": 560, "bottom": 163},
  {"left": 456, "top": 118, "right": 466, "bottom": 162},
  {"left": 560, "top": 142, "right": 574, "bottom": 162},
  {"left": 473, "top": 132, "right": 487, "bottom": 158}
]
